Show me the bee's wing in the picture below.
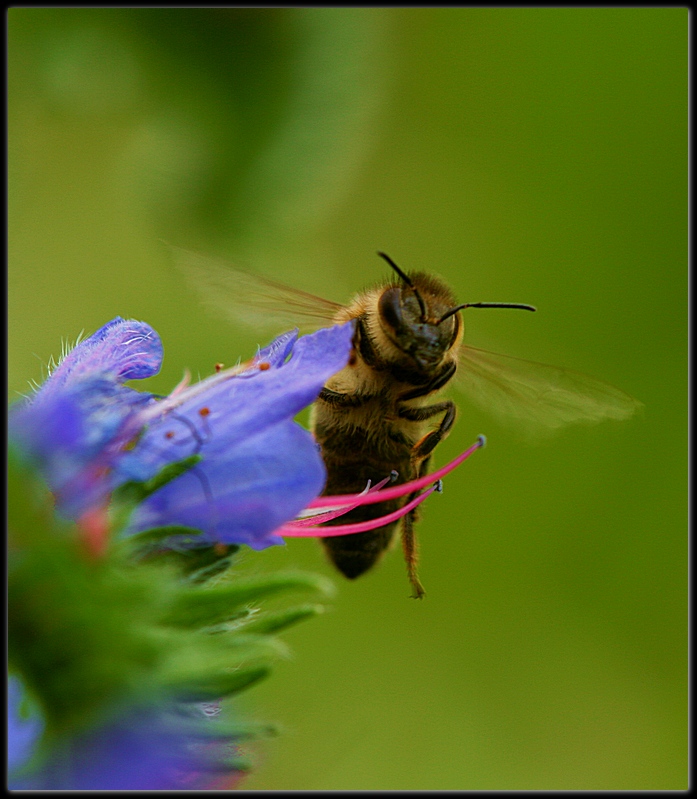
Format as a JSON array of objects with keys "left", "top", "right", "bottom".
[
  {"left": 168, "top": 244, "right": 345, "bottom": 332},
  {"left": 457, "top": 345, "right": 642, "bottom": 437}
]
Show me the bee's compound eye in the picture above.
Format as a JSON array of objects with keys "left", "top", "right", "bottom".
[
  {"left": 378, "top": 287, "right": 403, "bottom": 331},
  {"left": 447, "top": 312, "right": 461, "bottom": 346}
]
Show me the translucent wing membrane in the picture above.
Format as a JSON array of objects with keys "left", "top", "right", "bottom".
[
  {"left": 457, "top": 345, "right": 642, "bottom": 438},
  {"left": 168, "top": 244, "right": 344, "bottom": 332},
  {"left": 167, "top": 242, "right": 641, "bottom": 438}
]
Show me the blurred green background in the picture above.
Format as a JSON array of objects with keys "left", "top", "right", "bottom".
[{"left": 8, "top": 8, "right": 686, "bottom": 790}]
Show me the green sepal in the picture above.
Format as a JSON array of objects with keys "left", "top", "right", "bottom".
[
  {"left": 199, "top": 751, "right": 253, "bottom": 774},
  {"left": 169, "top": 703, "right": 280, "bottom": 741},
  {"left": 159, "top": 632, "right": 288, "bottom": 692},
  {"left": 239, "top": 603, "right": 325, "bottom": 635},
  {"left": 9, "top": 451, "right": 334, "bottom": 759},
  {"left": 169, "top": 665, "right": 271, "bottom": 701},
  {"left": 184, "top": 548, "right": 240, "bottom": 584},
  {"left": 191, "top": 719, "right": 280, "bottom": 741},
  {"left": 123, "top": 525, "right": 204, "bottom": 550},
  {"left": 218, "top": 752, "right": 253, "bottom": 773},
  {"left": 160, "top": 572, "right": 335, "bottom": 628},
  {"left": 167, "top": 545, "right": 240, "bottom": 584},
  {"left": 124, "top": 455, "right": 203, "bottom": 502},
  {"left": 127, "top": 539, "right": 241, "bottom": 584}
]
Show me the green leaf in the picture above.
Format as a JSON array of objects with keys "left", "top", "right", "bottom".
[{"left": 8, "top": 455, "right": 162, "bottom": 731}]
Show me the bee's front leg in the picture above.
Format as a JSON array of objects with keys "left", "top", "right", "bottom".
[
  {"left": 398, "top": 400, "right": 457, "bottom": 459},
  {"left": 397, "top": 362, "right": 457, "bottom": 402}
]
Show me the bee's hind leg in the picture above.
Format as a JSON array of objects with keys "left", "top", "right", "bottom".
[
  {"left": 401, "top": 453, "right": 437, "bottom": 600},
  {"left": 400, "top": 403, "right": 457, "bottom": 599},
  {"left": 402, "top": 506, "right": 426, "bottom": 599}
]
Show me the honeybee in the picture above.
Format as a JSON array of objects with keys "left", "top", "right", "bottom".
[{"left": 171, "top": 247, "right": 640, "bottom": 598}]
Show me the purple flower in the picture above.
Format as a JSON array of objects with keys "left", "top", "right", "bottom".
[
  {"left": 8, "top": 693, "right": 247, "bottom": 790},
  {"left": 7, "top": 675, "right": 44, "bottom": 775},
  {"left": 9, "top": 316, "right": 357, "bottom": 790},
  {"left": 9, "top": 319, "right": 162, "bottom": 519},
  {"left": 118, "top": 325, "right": 355, "bottom": 548},
  {"left": 9, "top": 317, "right": 354, "bottom": 549}
]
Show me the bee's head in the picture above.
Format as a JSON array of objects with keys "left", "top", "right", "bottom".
[
  {"left": 375, "top": 253, "right": 536, "bottom": 373},
  {"left": 376, "top": 253, "right": 461, "bottom": 372}
]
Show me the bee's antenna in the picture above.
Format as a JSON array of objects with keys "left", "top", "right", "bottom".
[
  {"left": 437, "top": 302, "right": 537, "bottom": 325},
  {"left": 377, "top": 251, "right": 427, "bottom": 322}
]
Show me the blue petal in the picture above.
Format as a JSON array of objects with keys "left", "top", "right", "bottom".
[
  {"left": 10, "top": 375, "right": 157, "bottom": 518},
  {"left": 120, "top": 323, "right": 354, "bottom": 546},
  {"left": 125, "top": 419, "right": 326, "bottom": 548},
  {"left": 118, "top": 322, "right": 354, "bottom": 483},
  {"left": 11, "top": 319, "right": 354, "bottom": 546},
  {"left": 8, "top": 318, "right": 163, "bottom": 517},
  {"left": 36, "top": 318, "right": 163, "bottom": 399},
  {"left": 255, "top": 328, "right": 298, "bottom": 367}
]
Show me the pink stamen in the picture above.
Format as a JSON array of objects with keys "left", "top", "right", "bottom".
[
  {"left": 278, "top": 485, "right": 437, "bottom": 538},
  {"left": 291, "top": 473, "right": 397, "bottom": 526},
  {"left": 307, "top": 436, "right": 485, "bottom": 510},
  {"left": 365, "top": 473, "right": 396, "bottom": 493},
  {"left": 290, "top": 497, "right": 365, "bottom": 527}
]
